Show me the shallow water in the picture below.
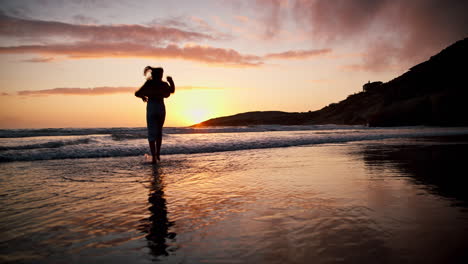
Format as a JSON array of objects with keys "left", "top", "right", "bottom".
[
  {"left": 2, "top": 126, "right": 468, "bottom": 162},
  {"left": 1, "top": 136, "right": 468, "bottom": 263}
]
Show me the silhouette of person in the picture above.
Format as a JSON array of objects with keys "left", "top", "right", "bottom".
[
  {"left": 138, "top": 166, "right": 176, "bottom": 258},
  {"left": 135, "top": 66, "right": 175, "bottom": 164}
]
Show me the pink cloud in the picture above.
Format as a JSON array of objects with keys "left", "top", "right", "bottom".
[
  {"left": 252, "top": 0, "right": 468, "bottom": 71},
  {"left": 265, "top": 48, "right": 332, "bottom": 59},
  {"left": 1, "top": 40, "right": 334, "bottom": 66},
  {"left": 339, "top": 64, "right": 370, "bottom": 72},
  {"left": 16, "top": 86, "right": 223, "bottom": 96},
  {"left": 255, "top": 0, "right": 284, "bottom": 39},
  {"left": 0, "top": 42, "right": 263, "bottom": 66},
  {"left": 20, "top": 57, "right": 55, "bottom": 63},
  {"left": 0, "top": 13, "right": 265, "bottom": 66},
  {"left": 0, "top": 13, "right": 213, "bottom": 44},
  {"left": 0, "top": 13, "right": 334, "bottom": 66},
  {"left": 17, "top": 87, "right": 136, "bottom": 96}
]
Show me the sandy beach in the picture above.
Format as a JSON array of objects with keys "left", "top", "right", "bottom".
[{"left": 2, "top": 135, "right": 468, "bottom": 263}]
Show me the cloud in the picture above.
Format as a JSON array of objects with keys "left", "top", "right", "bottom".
[
  {"left": 0, "top": 13, "right": 262, "bottom": 66},
  {"left": 0, "top": 13, "right": 213, "bottom": 44},
  {"left": 0, "top": 42, "right": 263, "bottom": 67},
  {"left": 1, "top": 92, "right": 10, "bottom": 96},
  {"left": 253, "top": 0, "right": 468, "bottom": 71},
  {"left": 227, "top": 0, "right": 290, "bottom": 39},
  {"left": 1, "top": 40, "right": 332, "bottom": 66},
  {"left": 16, "top": 86, "right": 223, "bottom": 96},
  {"left": 255, "top": 0, "right": 285, "bottom": 39},
  {"left": 17, "top": 87, "right": 136, "bottom": 96},
  {"left": 0, "top": 12, "right": 335, "bottom": 66},
  {"left": 0, "top": 3, "right": 36, "bottom": 19},
  {"left": 148, "top": 15, "right": 231, "bottom": 41},
  {"left": 339, "top": 64, "right": 370, "bottom": 72},
  {"left": 20, "top": 57, "right": 55, "bottom": 63},
  {"left": 72, "top": 14, "right": 99, "bottom": 25},
  {"left": 339, "top": 63, "right": 401, "bottom": 73},
  {"left": 265, "top": 48, "right": 332, "bottom": 59}
]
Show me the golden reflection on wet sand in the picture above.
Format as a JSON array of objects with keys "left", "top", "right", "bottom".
[{"left": 1, "top": 137, "right": 468, "bottom": 263}]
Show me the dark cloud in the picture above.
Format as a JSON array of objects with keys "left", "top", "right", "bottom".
[
  {"left": 256, "top": 0, "right": 468, "bottom": 71},
  {"left": 0, "top": 4, "right": 33, "bottom": 19},
  {"left": 72, "top": 14, "right": 99, "bottom": 24},
  {"left": 292, "top": 0, "right": 389, "bottom": 42}
]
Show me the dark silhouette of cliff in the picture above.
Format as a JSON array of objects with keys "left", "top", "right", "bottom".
[{"left": 195, "top": 37, "right": 468, "bottom": 127}]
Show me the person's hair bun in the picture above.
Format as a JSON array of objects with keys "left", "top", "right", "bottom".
[{"left": 143, "top": 66, "right": 152, "bottom": 76}]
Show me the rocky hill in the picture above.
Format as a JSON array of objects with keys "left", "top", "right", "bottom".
[{"left": 194, "top": 37, "right": 468, "bottom": 127}]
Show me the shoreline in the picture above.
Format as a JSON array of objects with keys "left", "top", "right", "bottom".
[
  {"left": 1, "top": 135, "right": 468, "bottom": 263},
  {"left": 2, "top": 127, "right": 468, "bottom": 163}
]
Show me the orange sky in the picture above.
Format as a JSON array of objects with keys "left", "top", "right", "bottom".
[{"left": 1, "top": 0, "right": 466, "bottom": 128}]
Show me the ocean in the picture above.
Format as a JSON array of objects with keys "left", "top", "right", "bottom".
[
  {"left": 1, "top": 126, "right": 468, "bottom": 263},
  {"left": 2, "top": 125, "right": 468, "bottom": 162}
]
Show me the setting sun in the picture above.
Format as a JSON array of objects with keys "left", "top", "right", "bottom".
[
  {"left": 184, "top": 108, "right": 210, "bottom": 124},
  {"left": 167, "top": 88, "right": 227, "bottom": 126}
]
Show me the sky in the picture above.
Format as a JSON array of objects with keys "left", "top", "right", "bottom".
[{"left": 0, "top": 0, "right": 467, "bottom": 128}]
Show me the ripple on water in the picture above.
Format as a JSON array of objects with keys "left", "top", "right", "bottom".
[{"left": 2, "top": 138, "right": 468, "bottom": 263}]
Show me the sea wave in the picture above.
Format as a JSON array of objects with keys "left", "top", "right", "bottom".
[
  {"left": 0, "top": 127, "right": 147, "bottom": 138},
  {"left": 0, "top": 138, "right": 91, "bottom": 151},
  {"left": 1, "top": 127, "right": 468, "bottom": 162},
  {"left": 0, "top": 125, "right": 366, "bottom": 138}
]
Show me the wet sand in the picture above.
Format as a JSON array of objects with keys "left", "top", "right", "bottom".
[{"left": 1, "top": 136, "right": 468, "bottom": 263}]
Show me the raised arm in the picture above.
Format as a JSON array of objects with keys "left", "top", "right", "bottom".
[{"left": 166, "top": 76, "right": 175, "bottom": 94}]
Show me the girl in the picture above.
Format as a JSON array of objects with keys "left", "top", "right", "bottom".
[{"left": 135, "top": 66, "right": 175, "bottom": 164}]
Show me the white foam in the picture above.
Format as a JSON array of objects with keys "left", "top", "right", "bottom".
[{"left": 1, "top": 126, "right": 468, "bottom": 162}]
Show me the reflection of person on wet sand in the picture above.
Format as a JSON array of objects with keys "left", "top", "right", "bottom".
[
  {"left": 135, "top": 66, "right": 175, "bottom": 164},
  {"left": 139, "top": 166, "right": 176, "bottom": 257}
]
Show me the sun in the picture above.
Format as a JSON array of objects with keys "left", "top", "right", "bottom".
[
  {"left": 186, "top": 108, "right": 211, "bottom": 124},
  {"left": 166, "top": 89, "right": 229, "bottom": 126}
]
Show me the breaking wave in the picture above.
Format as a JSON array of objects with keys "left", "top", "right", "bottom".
[
  {"left": 1, "top": 126, "right": 468, "bottom": 162},
  {"left": 0, "top": 138, "right": 91, "bottom": 151}
]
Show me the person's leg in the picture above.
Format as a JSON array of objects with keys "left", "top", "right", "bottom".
[
  {"left": 155, "top": 105, "right": 166, "bottom": 161},
  {"left": 147, "top": 104, "right": 158, "bottom": 164},
  {"left": 155, "top": 122, "right": 165, "bottom": 161},
  {"left": 156, "top": 135, "right": 162, "bottom": 161},
  {"left": 149, "top": 140, "right": 157, "bottom": 164}
]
